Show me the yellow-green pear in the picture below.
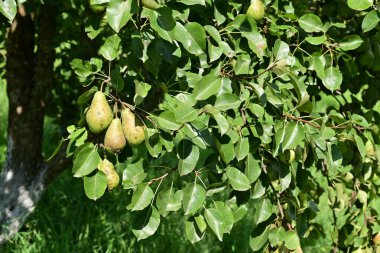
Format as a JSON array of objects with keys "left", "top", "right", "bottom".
[
  {"left": 142, "top": 0, "right": 160, "bottom": 10},
  {"left": 86, "top": 91, "right": 113, "bottom": 133},
  {"left": 104, "top": 118, "right": 126, "bottom": 153},
  {"left": 247, "top": 0, "right": 265, "bottom": 21},
  {"left": 121, "top": 108, "right": 146, "bottom": 146},
  {"left": 98, "top": 158, "right": 119, "bottom": 191}
]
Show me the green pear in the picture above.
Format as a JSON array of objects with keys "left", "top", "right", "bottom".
[
  {"left": 121, "top": 108, "right": 146, "bottom": 146},
  {"left": 104, "top": 118, "right": 126, "bottom": 152},
  {"left": 247, "top": 0, "right": 265, "bottom": 21},
  {"left": 142, "top": 0, "right": 160, "bottom": 10},
  {"left": 86, "top": 91, "right": 113, "bottom": 133},
  {"left": 98, "top": 158, "right": 119, "bottom": 191}
]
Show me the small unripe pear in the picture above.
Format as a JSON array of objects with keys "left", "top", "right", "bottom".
[
  {"left": 247, "top": 0, "right": 265, "bottom": 21},
  {"left": 142, "top": 0, "right": 160, "bottom": 10},
  {"left": 121, "top": 108, "right": 146, "bottom": 146},
  {"left": 86, "top": 91, "right": 113, "bottom": 133},
  {"left": 98, "top": 159, "right": 119, "bottom": 191},
  {"left": 104, "top": 118, "right": 126, "bottom": 153}
]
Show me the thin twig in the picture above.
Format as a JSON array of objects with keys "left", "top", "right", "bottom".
[
  {"left": 284, "top": 114, "right": 367, "bottom": 131},
  {"left": 147, "top": 168, "right": 176, "bottom": 185}
]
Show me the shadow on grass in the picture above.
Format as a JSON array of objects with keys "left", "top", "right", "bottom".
[{"left": 0, "top": 168, "right": 253, "bottom": 253}]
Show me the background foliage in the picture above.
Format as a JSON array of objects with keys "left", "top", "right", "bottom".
[{"left": 1, "top": 0, "right": 380, "bottom": 252}]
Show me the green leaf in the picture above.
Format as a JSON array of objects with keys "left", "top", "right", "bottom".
[
  {"left": 182, "top": 183, "right": 206, "bottom": 215},
  {"left": 299, "top": 14, "right": 323, "bottom": 33},
  {"left": 129, "top": 184, "right": 154, "bottom": 211},
  {"left": 70, "top": 59, "right": 93, "bottom": 77},
  {"left": 235, "top": 137, "right": 249, "bottom": 161},
  {"left": 339, "top": 35, "right": 363, "bottom": 51},
  {"left": 284, "top": 231, "right": 300, "bottom": 250},
  {"left": 273, "top": 40, "right": 289, "bottom": 61},
  {"left": 155, "top": 111, "right": 182, "bottom": 131},
  {"left": 347, "top": 0, "right": 373, "bottom": 11},
  {"left": 282, "top": 122, "right": 305, "bottom": 151},
  {"left": 106, "top": 0, "right": 135, "bottom": 33},
  {"left": 0, "top": 0, "right": 17, "bottom": 22},
  {"left": 217, "top": 141, "right": 235, "bottom": 164},
  {"left": 174, "top": 22, "right": 206, "bottom": 55},
  {"left": 254, "top": 197, "right": 273, "bottom": 224},
  {"left": 145, "top": 8, "right": 175, "bottom": 42},
  {"left": 250, "top": 224, "right": 270, "bottom": 251},
  {"left": 123, "top": 159, "right": 147, "bottom": 189},
  {"left": 132, "top": 207, "right": 160, "bottom": 240},
  {"left": 214, "top": 94, "right": 241, "bottom": 111},
  {"left": 354, "top": 135, "right": 366, "bottom": 158},
  {"left": 180, "top": 0, "right": 205, "bottom": 5},
  {"left": 134, "top": 81, "right": 151, "bottom": 105},
  {"left": 185, "top": 217, "right": 205, "bottom": 244},
  {"left": 99, "top": 34, "right": 121, "bottom": 61},
  {"left": 288, "top": 73, "right": 310, "bottom": 107},
  {"left": 77, "top": 86, "right": 98, "bottom": 106},
  {"left": 212, "top": 112, "right": 229, "bottom": 136},
  {"left": 72, "top": 145, "right": 101, "bottom": 177},
  {"left": 305, "top": 35, "right": 327, "bottom": 45},
  {"left": 83, "top": 171, "right": 108, "bottom": 200},
  {"left": 362, "top": 10, "right": 380, "bottom": 32},
  {"left": 322, "top": 66, "right": 342, "bottom": 91},
  {"left": 193, "top": 74, "right": 222, "bottom": 101},
  {"left": 204, "top": 208, "right": 224, "bottom": 241},
  {"left": 226, "top": 167, "right": 251, "bottom": 191},
  {"left": 214, "top": 202, "right": 234, "bottom": 234},
  {"left": 156, "top": 187, "right": 183, "bottom": 214},
  {"left": 178, "top": 140, "right": 200, "bottom": 176},
  {"left": 245, "top": 154, "right": 261, "bottom": 183},
  {"left": 174, "top": 105, "right": 200, "bottom": 123}
]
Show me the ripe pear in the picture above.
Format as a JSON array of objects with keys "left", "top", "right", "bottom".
[
  {"left": 104, "top": 118, "right": 126, "bottom": 153},
  {"left": 86, "top": 91, "right": 113, "bottom": 133},
  {"left": 247, "top": 0, "right": 265, "bottom": 21},
  {"left": 98, "top": 158, "right": 119, "bottom": 191},
  {"left": 121, "top": 108, "right": 146, "bottom": 146}
]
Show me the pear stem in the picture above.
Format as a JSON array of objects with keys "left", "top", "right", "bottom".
[
  {"left": 113, "top": 103, "right": 119, "bottom": 117},
  {"left": 100, "top": 78, "right": 111, "bottom": 92}
]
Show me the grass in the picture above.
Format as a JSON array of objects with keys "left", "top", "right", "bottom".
[{"left": 0, "top": 168, "right": 253, "bottom": 253}]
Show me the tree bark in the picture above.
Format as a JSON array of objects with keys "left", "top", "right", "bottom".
[{"left": 0, "top": 5, "right": 70, "bottom": 244}]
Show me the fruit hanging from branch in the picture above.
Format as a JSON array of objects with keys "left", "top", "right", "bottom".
[
  {"left": 247, "top": 0, "right": 265, "bottom": 21},
  {"left": 121, "top": 108, "right": 146, "bottom": 146},
  {"left": 86, "top": 91, "right": 113, "bottom": 133},
  {"left": 104, "top": 117, "right": 127, "bottom": 153},
  {"left": 98, "top": 158, "right": 120, "bottom": 191}
]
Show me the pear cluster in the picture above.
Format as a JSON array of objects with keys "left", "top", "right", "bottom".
[
  {"left": 86, "top": 91, "right": 146, "bottom": 151},
  {"left": 85, "top": 90, "right": 147, "bottom": 190}
]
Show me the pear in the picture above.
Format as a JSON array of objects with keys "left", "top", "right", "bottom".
[
  {"left": 142, "top": 0, "right": 160, "bottom": 10},
  {"left": 98, "top": 158, "right": 119, "bottom": 191},
  {"left": 121, "top": 108, "right": 146, "bottom": 146},
  {"left": 247, "top": 0, "right": 265, "bottom": 21},
  {"left": 86, "top": 91, "right": 113, "bottom": 133},
  {"left": 104, "top": 118, "right": 126, "bottom": 153}
]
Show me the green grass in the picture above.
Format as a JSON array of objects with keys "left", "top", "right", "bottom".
[{"left": 0, "top": 168, "right": 253, "bottom": 253}]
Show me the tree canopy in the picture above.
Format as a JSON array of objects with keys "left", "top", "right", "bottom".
[{"left": 1, "top": 0, "right": 380, "bottom": 252}]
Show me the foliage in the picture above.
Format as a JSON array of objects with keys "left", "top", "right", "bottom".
[{"left": 2, "top": 0, "right": 380, "bottom": 252}]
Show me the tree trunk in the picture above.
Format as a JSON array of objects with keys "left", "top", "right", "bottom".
[{"left": 0, "top": 5, "right": 70, "bottom": 244}]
